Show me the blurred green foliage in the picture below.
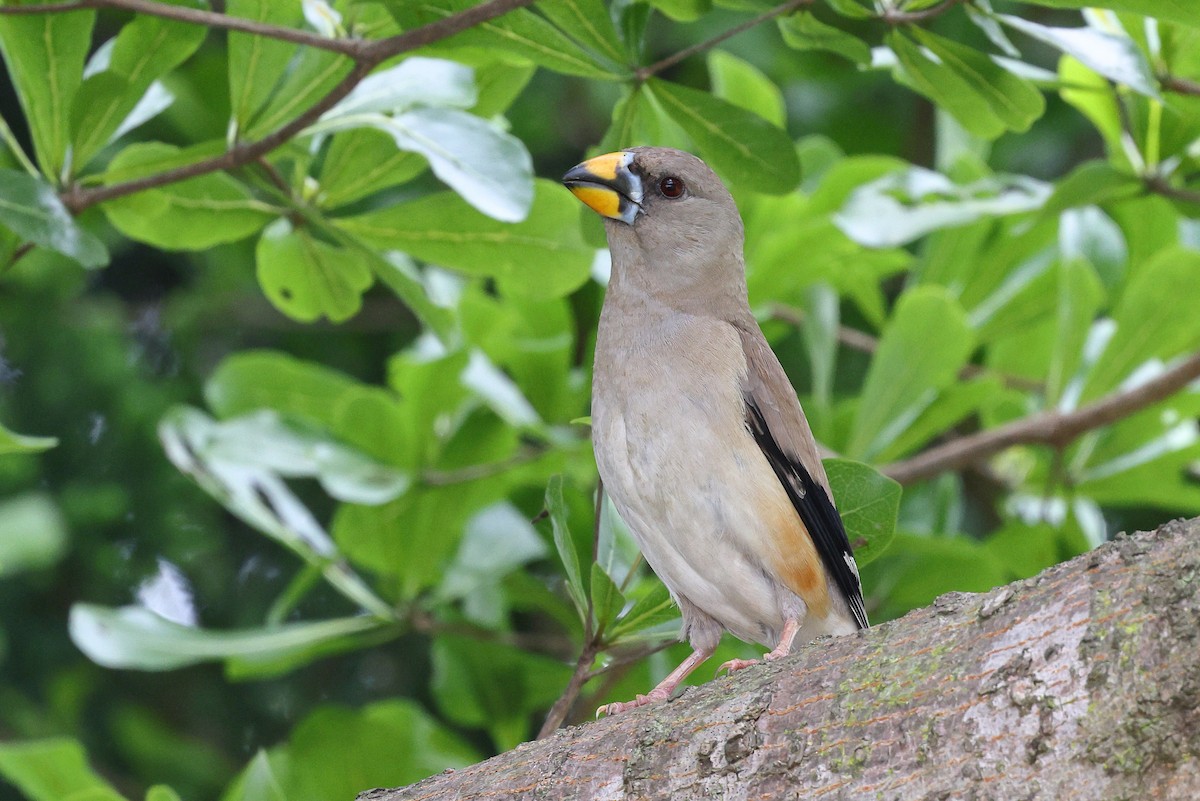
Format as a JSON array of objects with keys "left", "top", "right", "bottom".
[{"left": 1, "top": 0, "right": 1199, "bottom": 798}]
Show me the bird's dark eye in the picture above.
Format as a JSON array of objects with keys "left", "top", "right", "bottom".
[{"left": 658, "top": 176, "right": 685, "bottom": 198}]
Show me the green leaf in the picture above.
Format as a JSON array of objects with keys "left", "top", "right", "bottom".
[
  {"left": 101, "top": 143, "right": 275, "bottom": 250},
  {"left": 536, "top": 0, "right": 627, "bottom": 67},
  {"left": 1041, "top": 161, "right": 1142, "bottom": 217},
  {"left": 1059, "top": 205, "right": 1126, "bottom": 294},
  {"left": 1073, "top": 392, "right": 1200, "bottom": 511},
  {"left": 145, "top": 786, "right": 183, "bottom": 801},
  {"left": 256, "top": 219, "right": 374, "bottom": 323},
  {"left": 1080, "top": 247, "right": 1200, "bottom": 402},
  {"left": 777, "top": 12, "right": 871, "bottom": 65},
  {"left": 847, "top": 287, "right": 974, "bottom": 460},
  {"left": 825, "top": 459, "right": 899, "bottom": 566},
  {"left": 459, "top": 286, "right": 580, "bottom": 421},
  {"left": 800, "top": 282, "right": 839, "bottom": 410},
  {"left": 162, "top": 407, "right": 409, "bottom": 506},
  {"left": 1026, "top": 0, "right": 1198, "bottom": 33},
  {"left": 590, "top": 562, "right": 625, "bottom": 634},
  {"left": 707, "top": 50, "right": 786, "bottom": 128},
  {"left": 96, "top": 138, "right": 227, "bottom": 184},
  {"left": 70, "top": 11, "right": 207, "bottom": 169},
  {"left": 310, "top": 106, "right": 534, "bottom": 222},
  {"left": 1047, "top": 257, "right": 1105, "bottom": 403},
  {"left": 226, "top": 0, "right": 301, "bottom": 131},
  {"left": 545, "top": 475, "right": 587, "bottom": 621},
  {"left": 645, "top": 0, "right": 711, "bottom": 22},
  {"left": 204, "top": 350, "right": 410, "bottom": 466},
  {"left": 69, "top": 605, "right": 391, "bottom": 678},
  {"left": 247, "top": 48, "right": 353, "bottom": 138},
  {"left": 282, "top": 701, "right": 479, "bottom": 799},
  {"left": 366, "top": 252, "right": 458, "bottom": 343},
  {"left": 983, "top": 521, "right": 1063, "bottom": 581},
  {"left": 0, "top": 169, "right": 108, "bottom": 267},
  {"left": 221, "top": 752, "right": 287, "bottom": 801},
  {"left": 908, "top": 27, "right": 1045, "bottom": 133},
  {"left": 860, "top": 532, "right": 1009, "bottom": 622},
  {"left": 0, "top": 739, "right": 125, "bottom": 801},
  {"left": 439, "top": 503, "right": 548, "bottom": 628},
  {"left": 824, "top": 0, "right": 873, "bottom": 18},
  {"left": 609, "top": 580, "right": 677, "bottom": 641},
  {"left": 159, "top": 406, "right": 396, "bottom": 617},
  {"left": 996, "top": 13, "right": 1159, "bottom": 98},
  {"left": 431, "top": 635, "right": 572, "bottom": 750},
  {"left": 890, "top": 31, "right": 1006, "bottom": 140},
  {"left": 333, "top": 478, "right": 512, "bottom": 600},
  {"left": 336, "top": 180, "right": 593, "bottom": 299},
  {"left": 0, "top": 493, "right": 68, "bottom": 578},
  {"left": 388, "top": 0, "right": 621, "bottom": 78},
  {"left": 0, "top": 420, "right": 58, "bottom": 454},
  {"left": 0, "top": 8, "right": 94, "bottom": 179},
  {"left": 1060, "top": 56, "right": 1124, "bottom": 162},
  {"left": 875, "top": 376, "right": 1003, "bottom": 463},
  {"left": 318, "top": 128, "right": 426, "bottom": 208},
  {"left": 599, "top": 83, "right": 693, "bottom": 154},
  {"left": 835, "top": 166, "right": 1050, "bottom": 248},
  {"left": 469, "top": 59, "right": 537, "bottom": 118},
  {"left": 647, "top": 79, "right": 800, "bottom": 194}
]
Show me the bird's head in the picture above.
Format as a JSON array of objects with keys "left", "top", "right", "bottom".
[{"left": 562, "top": 147, "right": 746, "bottom": 298}]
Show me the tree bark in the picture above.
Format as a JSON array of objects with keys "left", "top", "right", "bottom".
[{"left": 361, "top": 518, "right": 1200, "bottom": 801}]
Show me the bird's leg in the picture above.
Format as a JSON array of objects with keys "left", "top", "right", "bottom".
[
  {"left": 596, "top": 645, "right": 715, "bottom": 717},
  {"left": 717, "top": 617, "right": 802, "bottom": 674}
]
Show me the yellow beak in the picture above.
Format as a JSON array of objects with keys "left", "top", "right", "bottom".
[{"left": 562, "top": 151, "right": 643, "bottom": 225}]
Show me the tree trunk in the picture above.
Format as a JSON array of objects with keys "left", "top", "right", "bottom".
[{"left": 361, "top": 518, "right": 1200, "bottom": 800}]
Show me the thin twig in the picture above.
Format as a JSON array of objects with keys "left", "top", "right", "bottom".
[
  {"left": 252, "top": 157, "right": 295, "bottom": 198},
  {"left": 635, "top": 0, "right": 814, "bottom": 81},
  {"left": 0, "top": 0, "right": 361, "bottom": 54},
  {"left": 1144, "top": 175, "right": 1200, "bottom": 207},
  {"left": 537, "top": 641, "right": 599, "bottom": 739},
  {"left": 410, "top": 610, "right": 576, "bottom": 659},
  {"left": 1161, "top": 74, "right": 1200, "bottom": 97},
  {"left": 882, "top": 351, "right": 1200, "bottom": 485},
  {"left": 768, "top": 303, "right": 1043, "bottom": 392},
  {"left": 583, "top": 639, "right": 677, "bottom": 681},
  {"left": 421, "top": 447, "right": 548, "bottom": 486}
]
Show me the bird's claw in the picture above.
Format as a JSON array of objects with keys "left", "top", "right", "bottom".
[
  {"left": 596, "top": 688, "right": 670, "bottom": 717},
  {"left": 716, "top": 657, "right": 760, "bottom": 676}
]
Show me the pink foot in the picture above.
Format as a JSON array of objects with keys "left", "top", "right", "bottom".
[
  {"left": 596, "top": 687, "right": 671, "bottom": 717},
  {"left": 717, "top": 657, "right": 760, "bottom": 675}
]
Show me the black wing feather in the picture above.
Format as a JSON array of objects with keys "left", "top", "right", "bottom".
[{"left": 745, "top": 399, "right": 869, "bottom": 629}]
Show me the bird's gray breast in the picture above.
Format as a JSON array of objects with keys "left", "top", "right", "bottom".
[{"left": 590, "top": 304, "right": 786, "bottom": 645}]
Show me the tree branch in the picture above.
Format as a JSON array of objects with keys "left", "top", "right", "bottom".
[
  {"left": 1161, "top": 73, "right": 1200, "bottom": 97},
  {"left": 360, "top": 518, "right": 1200, "bottom": 801},
  {"left": 882, "top": 350, "right": 1200, "bottom": 486},
  {"left": 767, "top": 303, "right": 1043, "bottom": 392},
  {"left": 537, "top": 641, "right": 600, "bottom": 739},
  {"left": 1144, "top": 174, "right": 1200, "bottom": 207},
  {"left": 635, "top": 0, "right": 814, "bottom": 82},
  {"left": 53, "top": 0, "right": 538, "bottom": 212},
  {"left": 0, "top": 0, "right": 362, "bottom": 54}
]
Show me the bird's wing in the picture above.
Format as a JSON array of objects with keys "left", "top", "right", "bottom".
[{"left": 735, "top": 324, "right": 869, "bottom": 629}]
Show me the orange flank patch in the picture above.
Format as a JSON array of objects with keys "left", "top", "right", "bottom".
[
  {"left": 770, "top": 507, "right": 830, "bottom": 619},
  {"left": 568, "top": 185, "right": 621, "bottom": 219}
]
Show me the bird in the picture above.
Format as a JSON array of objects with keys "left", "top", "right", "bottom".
[{"left": 561, "top": 147, "right": 868, "bottom": 716}]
